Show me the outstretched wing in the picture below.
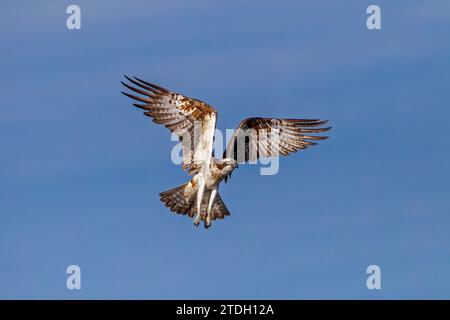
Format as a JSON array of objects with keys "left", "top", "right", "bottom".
[
  {"left": 121, "top": 76, "right": 217, "bottom": 172},
  {"left": 223, "top": 117, "right": 331, "bottom": 163}
]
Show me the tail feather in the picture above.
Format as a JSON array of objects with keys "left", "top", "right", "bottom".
[
  {"left": 160, "top": 184, "right": 231, "bottom": 221},
  {"left": 187, "top": 192, "right": 230, "bottom": 221},
  {"left": 211, "top": 193, "right": 230, "bottom": 219},
  {"left": 159, "top": 183, "right": 192, "bottom": 215}
]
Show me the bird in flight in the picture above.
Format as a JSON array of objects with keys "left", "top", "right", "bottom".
[{"left": 121, "top": 76, "right": 331, "bottom": 229}]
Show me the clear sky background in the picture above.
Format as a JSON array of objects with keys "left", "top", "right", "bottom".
[{"left": 1, "top": 0, "right": 449, "bottom": 299}]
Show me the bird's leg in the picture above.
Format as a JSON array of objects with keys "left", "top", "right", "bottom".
[
  {"left": 205, "top": 186, "right": 217, "bottom": 229},
  {"left": 193, "top": 173, "right": 205, "bottom": 227}
]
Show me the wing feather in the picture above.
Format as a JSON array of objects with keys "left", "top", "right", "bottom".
[
  {"left": 121, "top": 76, "right": 217, "bottom": 172},
  {"left": 224, "top": 117, "right": 330, "bottom": 163}
]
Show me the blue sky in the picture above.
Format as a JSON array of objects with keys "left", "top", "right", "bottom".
[{"left": 1, "top": 0, "right": 450, "bottom": 299}]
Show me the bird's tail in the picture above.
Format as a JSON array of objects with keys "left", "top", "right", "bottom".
[
  {"left": 159, "top": 183, "right": 193, "bottom": 215},
  {"left": 187, "top": 192, "right": 230, "bottom": 221},
  {"left": 159, "top": 183, "right": 231, "bottom": 221}
]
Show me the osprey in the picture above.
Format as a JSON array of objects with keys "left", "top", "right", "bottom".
[{"left": 121, "top": 76, "right": 331, "bottom": 229}]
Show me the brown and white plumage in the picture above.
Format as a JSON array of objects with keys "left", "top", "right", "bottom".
[
  {"left": 224, "top": 118, "right": 330, "bottom": 162},
  {"left": 121, "top": 76, "right": 331, "bottom": 229},
  {"left": 159, "top": 184, "right": 230, "bottom": 221},
  {"left": 121, "top": 75, "right": 217, "bottom": 173}
]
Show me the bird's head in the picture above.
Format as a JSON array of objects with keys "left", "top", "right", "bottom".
[
  {"left": 220, "top": 158, "right": 239, "bottom": 183},
  {"left": 223, "top": 158, "right": 239, "bottom": 169}
]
